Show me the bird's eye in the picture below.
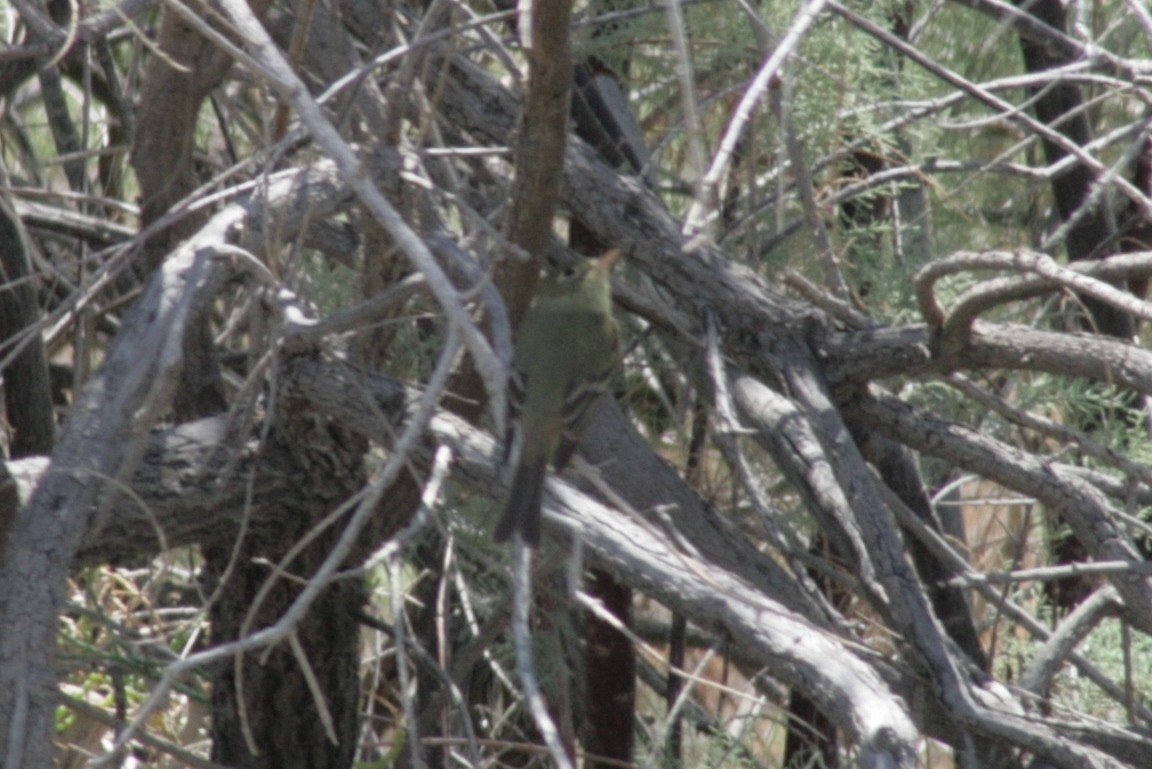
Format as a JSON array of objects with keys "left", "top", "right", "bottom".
[{"left": 562, "top": 266, "right": 577, "bottom": 278}]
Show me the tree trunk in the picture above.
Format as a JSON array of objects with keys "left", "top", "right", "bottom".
[{"left": 207, "top": 404, "right": 368, "bottom": 769}]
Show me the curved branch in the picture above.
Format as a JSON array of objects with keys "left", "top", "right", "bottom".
[
  {"left": 914, "top": 250, "right": 1152, "bottom": 342},
  {"left": 1019, "top": 587, "right": 1124, "bottom": 698}
]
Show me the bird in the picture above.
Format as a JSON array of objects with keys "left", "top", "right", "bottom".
[{"left": 493, "top": 249, "right": 621, "bottom": 546}]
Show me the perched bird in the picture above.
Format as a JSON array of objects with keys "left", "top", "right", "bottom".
[{"left": 494, "top": 249, "right": 622, "bottom": 546}]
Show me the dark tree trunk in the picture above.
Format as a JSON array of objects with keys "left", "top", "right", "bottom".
[
  {"left": 583, "top": 568, "right": 635, "bottom": 768},
  {"left": 206, "top": 414, "right": 368, "bottom": 769},
  {"left": 784, "top": 688, "right": 838, "bottom": 769},
  {"left": 206, "top": 545, "right": 365, "bottom": 769},
  {"left": 783, "top": 533, "right": 846, "bottom": 769},
  {"left": 1013, "top": 0, "right": 1130, "bottom": 615},
  {"left": 855, "top": 430, "right": 988, "bottom": 670},
  {"left": 1014, "top": 0, "right": 1128, "bottom": 337},
  {"left": 0, "top": 197, "right": 55, "bottom": 459},
  {"left": 130, "top": 2, "right": 248, "bottom": 418}
]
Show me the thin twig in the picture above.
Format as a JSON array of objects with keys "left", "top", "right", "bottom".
[
  {"left": 691, "top": 0, "right": 829, "bottom": 234},
  {"left": 510, "top": 541, "right": 574, "bottom": 769},
  {"left": 202, "top": 0, "right": 507, "bottom": 427}
]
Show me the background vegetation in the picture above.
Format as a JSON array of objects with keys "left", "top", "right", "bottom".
[{"left": 2, "top": 0, "right": 1152, "bottom": 767}]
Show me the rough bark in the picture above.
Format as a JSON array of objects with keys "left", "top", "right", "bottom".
[
  {"left": 0, "top": 241, "right": 229, "bottom": 769},
  {"left": 0, "top": 158, "right": 354, "bottom": 767},
  {"left": 6, "top": 3, "right": 1152, "bottom": 768},
  {"left": 206, "top": 400, "right": 367, "bottom": 769}
]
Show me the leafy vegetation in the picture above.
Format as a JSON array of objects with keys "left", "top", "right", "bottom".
[{"left": 3, "top": 0, "right": 1152, "bottom": 767}]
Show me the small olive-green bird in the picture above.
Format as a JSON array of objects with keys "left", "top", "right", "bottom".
[{"left": 493, "top": 249, "right": 621, "bottom": 546}]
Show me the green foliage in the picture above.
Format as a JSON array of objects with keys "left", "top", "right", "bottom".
[
  {"left": 9, "top": 0, "right": 1152, "bottom": 765},
  {"left": 1062, "top": 620, "right": 1152, "bottom": 721},
  {"left": 54, "top": 561, "right": 211, "bottom": 752},
  {"left": 299, "top": 249, "right": 360, "bottom": 314}
]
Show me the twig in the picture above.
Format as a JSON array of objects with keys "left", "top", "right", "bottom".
[
  {"left": 1019, "top": 587, "right": 1123, "bottom": 698},
  {"left": 948, "top": 562, "right": 1152, "bottom": 587},
  {"left": 198, "top": 0, "right": 507, "bottom": 427},
  {"left": 691, "top": 0, "right": 829, "bottom": 233},
  {"left": 509, "top": 541, "right": 574, "bottom": 769},
  {"left": 58, "top": 693, "right": 229, "bottom": 769},
  {"left": 90, "top": 318, "right": 463, "bottom": 765},
  {"left": 665, "top": 0, "right": 710, "bottom": 236},
  {"left": 879, "top": 483, "right": 1152, "bottom": 724},
  {"left": 827, "top": 0, "right": 1152, "bottom": 222},
  {"left": 942, "top": 373, "right": 1152, "bottom": 488},
  {"left": 772, "top": 62, "right": 850, "bottom": 300},
  {"left": 784, "top": 270, "right": 872, "bottom": 328}
]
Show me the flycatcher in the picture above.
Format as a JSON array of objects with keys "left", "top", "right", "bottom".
[{"left": 494, "top": 249, "right": 621, "bottom": 546}]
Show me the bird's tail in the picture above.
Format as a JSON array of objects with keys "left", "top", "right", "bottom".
[{"left": 494, "top": 456, "right": 546, "bottom": 546}]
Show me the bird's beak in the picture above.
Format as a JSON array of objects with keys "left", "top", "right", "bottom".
[{"left": 596, "top": 248, "right": 623, "bottom": 271}]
